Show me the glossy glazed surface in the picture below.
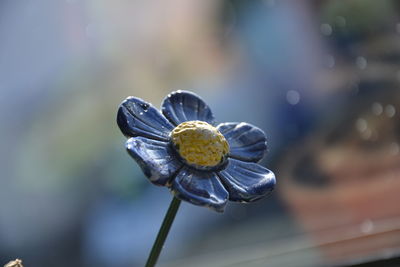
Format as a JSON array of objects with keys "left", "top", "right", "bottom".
[{"left": 117, "top": 90, "right": 275, "bottom": 212}]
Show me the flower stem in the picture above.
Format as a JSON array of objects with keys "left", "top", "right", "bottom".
[{"left": 145, "top": 196, "right": 181, "bottom": 267}]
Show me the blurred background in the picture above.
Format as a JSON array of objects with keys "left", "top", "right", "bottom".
[{"left": 1, "top": 0, "right": 400, "bottom": 266}]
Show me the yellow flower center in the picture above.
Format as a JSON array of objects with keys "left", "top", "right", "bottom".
[{"left": 171, "top": 121, "right": 229, "bottom": 167}]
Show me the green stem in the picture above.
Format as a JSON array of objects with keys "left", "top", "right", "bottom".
[{"left": 145, "top": 196, "right": 181, "bottom": 267}]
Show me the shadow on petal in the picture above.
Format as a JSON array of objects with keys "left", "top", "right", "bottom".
[
  {"left": 171, "top": 167, "right": 228, "bottom": 212},
  {"left": 118, "top": 96, "right": 174, "bottom": 141},
  {"left": 218, "top": 158, "right": 275, "bottom": 202},
  {"left": 126, "top": 137, "right": 182, "bottom": 186},
  {"left": 161, "top": 90, "right": 215, "bottom": 126},
  {"left": 218, "top": 122, "right": 267, "bottom": 162}
]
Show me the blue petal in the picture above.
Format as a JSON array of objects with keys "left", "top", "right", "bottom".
[
  {"left": 171, "top": 167, "right": 228, "bottom": 212},
  {"left": 126, "top": 137, "right": 182, "bottom": 186},
  {"left": 218, "top": 158, "right": 275, "bottom": 202},
  {"left": 161, "top": 90, "right": 215, "bottom": 126},
  {"left": 217, "top": 122, "right": 267, "bottom": 162},
  {"left": 117, "top": 96, "right": 174, "bottom": 141}
]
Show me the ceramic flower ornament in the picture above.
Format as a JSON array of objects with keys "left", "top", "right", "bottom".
[{"left": 117, "top": 90, "right": 275, "bottom": 212}]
